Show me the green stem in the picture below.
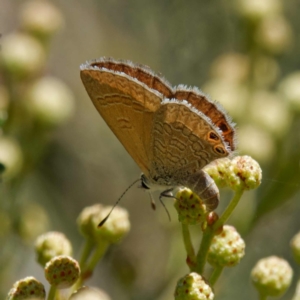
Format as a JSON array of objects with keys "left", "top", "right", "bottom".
[
  {"left": 47, "top": 286, "right": 57, "bottom": 300},
  {"left": 258, "top": 292, "right": 268, "bottom": 300},
  {"left": 209, "top": 266, "right": 224, "bottom": 286},
  {"left": 181, "top": 223, "right": 196, "bottom": 270},
  {"left": 75, "top": 240, "right": 110, "bottom": 289},
  {"left": 292, "top": 279, "right": 300, "bottom": 300},
  {"left": 79, "top": 238, "right": 95, "bottom": 269},
  {"left": 195, "top": 226, "right": 214, "bottom": 274},
  {"left": 213, "top": 188, "right": 244, "bottom": 231},
  {"left": 195, "top": 189, "right": 244, "bottom": 274},
  {"left": 85, "top": 240, "right": 109, "bottom": 272}
]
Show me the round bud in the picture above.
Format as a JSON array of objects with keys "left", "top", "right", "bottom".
[
  {"left": 44, "top": 255, "right": 80, "bottom": 289},
  {"left": 251, "top": 256, "right": 293, "bottom": 297},
  {"left": 228, "top": 155, "right": 262, "bottom": 191},
  {"left": 1, "top": 33, "right": 45, "bottom": 78},
  {"left": 255, "top": 15, "right": 293, "bottom": 55},
  {"left": 20, "top": 0, "right": 64, "bottom": 40},
  {"left": 208, "top": 225, "right": 245, "bottom": 267},
  {"left": 174, "top": 272, "right": 214, "bottom": 300},
  {"left": 77, "top": 204, "right": 130, "bottom": 244},
  {"left": 26, "top": 76, "right": 74, "bottom": 126},
  {"left": 291, "top": 232, "right": 300, "bottom": 265},
  {"left": 279, "top": 71, "right": 300, "bottom": 112},
  {"left": 236, "top": 0, "right": 282, "bottom": 21},
  {"left": 174, "top": 188, "right": 208, "bottom": 225},
  {"left": 35, "top": 231, "right": 73, "bottom": 266},
  {"left": 7, "top": 276, "right": 45, "bottom": 300},
  {"left": 95, "top": 206, "right": 130, "bottom": 244},
  {"left": 203, "top": 158, "right": 232, "bottom": 188},
  {"left": 0, "top": 137, "right": 23, "bottom": 180}
]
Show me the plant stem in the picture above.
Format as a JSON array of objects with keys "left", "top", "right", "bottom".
[
  {"left": 47, "top": 286, "right": 57, "bottom": 300},
  {"left": 195, "top": 226, "right": 214, "bottom": 274},
  {"left": 181, "top": 223, "right": 196, "bottom": 270},
  {"left": 213, "top": 188, "right": 244, "bottom": 231},
  {"left": 259, "top": 293, "right": 268, "bottom": 300},
  {"left": 85, "top": 240, "right": 109, "bottom": 272},
  {"left": 209, "top": 266, "right": 224, "bottom": 286},
  {"left": 74, "top": 240, "right": 109, "bottom": 291},
  {"left": 79, "top": 238, "right": 95, "bottom": 269},
  {"left": 195, "top": 189, "right": 244, "bottom": 275}
]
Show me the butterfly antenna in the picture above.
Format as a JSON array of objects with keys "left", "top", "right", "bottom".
[{"left": 98, "top": 178, "right": 140, "bottom": 227}]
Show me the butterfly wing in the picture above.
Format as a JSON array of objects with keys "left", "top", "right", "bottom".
[
  {"left": 173, "top": 86, "right": 236, "bottom": 152},
  {"left": 80, "top": 59, "right": 168, "bottom": 177},
  {"left": 149, "top": 99, "right": 230, "bottom": 185}
]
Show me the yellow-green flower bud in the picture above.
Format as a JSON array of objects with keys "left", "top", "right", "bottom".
[
  {"left": 26, "top": 76, "right": 74, "bottom": 126},
  {"left": 236, "top": 0, "right": 282, "bottom": 22},
  {"left": 174, "top": 272, "right": 214, "bottom": 300},
  {"left": 228, "top": 156, "right": 262, "bottom": 191},
  {"left": 77, "top": 204, "right": 102, "bottom": 239},
  {"left": 77, "top": 204, "right": 130, "bottom": 244},
  {"left": 35, "top": 231, "right": 73, "bottom": 267},
  {"left": 291, "top": 232, "right": 300, "bottom": 265},
  {"left": 20, "top": 0, "right": 64, "bottom": 41},
  {"left": 251, "top": 256, "right": 293, "bottom": 297},
  {"left": 95, "top": 206, "right": 130, "bottom": 244},
  {"left": 255, "top": 15, "right": 293, "bottom": 55},
  {"left": 7, "top": 276, "right": 45, "bottom": 300},
  {"left": 0, "top": 137, "right": 23, "bottom": 180},
  {"left": 203, "top": 158, "right": 232, "bottom": 188},
  {"left": 174, "top": 188, "right": 207, "bottom": 225},
  {"left": 44, "top": 255, "right": 80, "bottom": 289},
  {"left": 279, "top": 71, "right": 300, "bottom": 112},
  {"left": 1, "top": 33, "right": 45, "bottom": 78},
  {"left": 69, "top": 286, "right": 111, "bottom": 300},
  {"left": 208, "top": 225, "right": 245, "bottom": 267}
]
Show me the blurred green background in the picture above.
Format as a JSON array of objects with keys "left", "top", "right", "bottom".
[{"left": 1, "top": 0, "right": 300, "bottom": 299}]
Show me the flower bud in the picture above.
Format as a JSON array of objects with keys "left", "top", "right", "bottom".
[
  {"left": 174, "top": 272, "right": 214, "bottom": 300},
  {"left": 249, "top": 90, "right": 290, "bottom": 136},
  {"left": 35, "top": 231, "right": 73, "bottom": 267},
  {"left": 255, "top": 15, "right": 293, "bottom": 55},
  {"left": 1, "top": 33, "right": 45, "bottom": 78},
  {"left": 203, "top": 158, "right": 232, "bottom": 189},
  {"left": 251, "top": 256, "right": 293, "bottom": 297},
  {"left": 174, "top": 188, "right": 208, "bottom": 225},
  {"left": 7, "top": 276, "right": 45, "bottom": 300},
  {"left": 95, "top": 206, "right": 130, "bottom": 243},
  {"left": 238, "top": 125, "right": 275, "bottom": 163},
  {"left": 208, "top": 225, "right": 245, "bottom": 267},
  {"left": 228, "top": 156, "right": 262, "bottom": 191},
  {"left": 278, "top": 71, "right": 300, "bottom": 112},
  {"left": 26, "top": 76, "right": 74, "bottom": 126},
  {"left": 210, "top": 53, "right": 250, "bottom": 83},
  {"left": 291, "top": 231, "right": 300, "bottom": 265},
  {"left": 20, "top": 0, "right": 64, "bottom": 41},
  {"left": 236, "top": 0, "right": 282, "bottom": 21},
  {"left": 0, "top": 137, "right": 23, "bottom": 180},
  {"left": 77, "top": 204, "right": 130, "bottom": 244},
  {"left": 45, "top": 255, "right": 80, "bottom": 289}
]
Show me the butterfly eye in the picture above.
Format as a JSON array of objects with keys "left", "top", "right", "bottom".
[
  {"left": 214, "top": 145, "right": 226, "bottom": 155},
  {"left": 208, "top": 131, "right": 219, "bottom": 141}
]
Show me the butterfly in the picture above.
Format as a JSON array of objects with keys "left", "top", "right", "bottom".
[{"left": 80, "top": 57, "right": 236, "bottom": 213}]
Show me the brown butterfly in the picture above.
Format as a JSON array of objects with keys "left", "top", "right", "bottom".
[{"left": 80, "top": 57, "right": 236, "bottom": 213}]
